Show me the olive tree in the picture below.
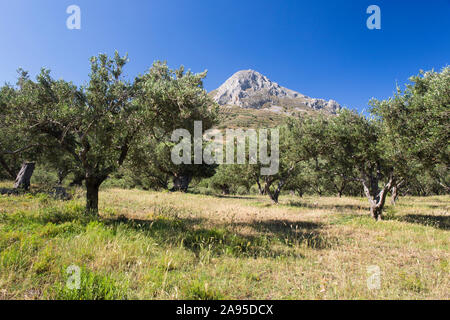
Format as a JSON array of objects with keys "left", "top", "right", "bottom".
[
  {"left": 325, "top": 110, "right": 395, "bottom": 220},
  {"left": 127, "top": 63, "right": 218, "bottom": 192},
  {"left": 0, "top": 79, "right": 40, "bottom": 180},
  {"left": 5, "top": 52, "right": 216, "bottom": 214},
  {"left": 370, "top": 67, "right": 450, "bottom": 194},
  {"left": 261, "top": 115, "right": 330, "bottom": 203}
]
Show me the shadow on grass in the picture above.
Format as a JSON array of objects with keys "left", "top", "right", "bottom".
[
  {"left": 388, "top": 214, "right": 450, "bottom": 230},
  {"left": 287, "top": 200, "right": 368, "bottom": 212},
  {"left": 2, "top": 197, "right": 334, "bottom": 259},
  {"left": 213, "top": 195, "right": 257, "bottom": 200},
  {"left": 104, "top": 216, "right": 269, "bottom": 258},
  {"left": 230, "top": 219, "right": 334, "bottom": 250},
  {"left": 103, "top": 214, "right": 332, "bottom": 259}
]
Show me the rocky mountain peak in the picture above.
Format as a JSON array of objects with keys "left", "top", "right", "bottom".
[{"left": 212, "top": 70, "right": 341, "bottom": 114}]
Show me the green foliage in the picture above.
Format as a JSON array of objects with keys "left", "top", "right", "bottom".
[
  {"left": 209, "top": 164, "right": 250, "bottom": 194},
  {"left": 1, "top": 54, "right": 218, "bottom": 212},
  {"left": 31, "top": 164, "right": 59, "bottom": 187},
  {"left": 184, "top": 279, "right": 223, "bottom": 300},
  {"left": 371, "top": 67, "right": 449, "bottom": 167},
  {"left": 125, "top": 62, "right": 218, "bottom": 192},
  {"left": 370, "top": 67, "right": 450, "bottom": 192},
  {"left": 0, "top": 80, "right": 38, "bottom": 179},
  {"left": 1, "top": 54, "right": 448, "bottom": 218},
  {"left": 50, "top": 267, "right": 128, "bottom": 300}
]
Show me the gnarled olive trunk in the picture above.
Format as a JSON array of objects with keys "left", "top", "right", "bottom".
[
  {"left": 265, "top": 179, "right": 286, "bottom": 204},
  {"left": 256, "top": 178, "right": 266, "bottom": 195},
  {"left": 172, "top": 174, "right": 192, "bottom": 192},
  {"left": 267, "top": 188, "right": 280, "bottom": 203},
  {"left": 370, "top": 205, "right": 383, "bottom": 221},
  {"left": 361, "top": 170, "right": 394, "bottom": 221},
  {"left": 14, "top": 162, "right": 35, "bottom": 190},
  {"left": 390, "top": 179, "right": 404, "bottom": 205},
  {"left": 85, "top": 177, "right": 103, "bottom": 215},
  {"left": 390, "top": 186, "right": 398, "bottom": 205},
  {"left": 264, "top": 165, "right": 295, "bottom": 204}
]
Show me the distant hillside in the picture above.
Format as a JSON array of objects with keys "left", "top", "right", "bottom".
[
  {"left": 215, "top": 105, "right": 332, "bottom": 129},
  {"left": 210, "top": 70, "right": 341, "bottom": 128},
  {"left": 216, "top": 106, "right": 287, "bottom": 129}
]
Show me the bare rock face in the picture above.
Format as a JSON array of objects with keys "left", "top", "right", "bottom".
[
  {"left": 213, "top": 70, "right": 341, "bottom": 114},
  {"left": 214, "top": 70, "right": 304, "bottom": 107}
]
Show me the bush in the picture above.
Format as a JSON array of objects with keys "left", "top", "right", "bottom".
[
  {"left": 31, "top": 165, "right": 59, "bottom": 187},
  {"left": 234, "top": 186, "right": 249, "bottom": 195},
  {"left": 192, "top": 186, "right": 216, "bottom": 196},
  {"left": 249, "top": 185, "right": 261, "bottom": 195},
  {"left": 101, "top": 175, "right": 136, "bottom": 190}
]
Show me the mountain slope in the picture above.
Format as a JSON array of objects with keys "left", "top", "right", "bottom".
[{"left": 212, "top": 70, "right": 341, "bottom": 115}]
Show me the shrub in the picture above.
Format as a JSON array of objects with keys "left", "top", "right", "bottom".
[
  {"left": 234, "top": 186, "right": 249, "bottom": 195},
  {"left": 31, "top": 166, "right": 59, "bottom": 187}
]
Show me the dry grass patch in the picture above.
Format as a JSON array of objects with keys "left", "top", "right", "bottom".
[{"left": 0, "top": 186, "right": 448, "bottom": 299}]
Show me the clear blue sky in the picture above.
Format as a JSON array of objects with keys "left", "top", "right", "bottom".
[{"left": 1, "top": 0, "right": 449, "bottom": 111}]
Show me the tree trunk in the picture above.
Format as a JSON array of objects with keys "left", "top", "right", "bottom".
[
  {"left": 263, "top": 179, "right": 274, "bottom": 202},
  {"left": 85, "top": 177, "right": 102, "bottom": 215},
  {"left": 220, "top": 185, "right": 230, "bottom": 195},
  {"left": 264, "top": 165, "right": 295, "bottom": 204},
  {"left": 267, "top": 180, "right": 286, "bottom": 204},
  {"left": 256, "top": 178, "right": 265, "bottom": 195},
  {"left": 370, "top": 205, "right": 383, "bottom": 221},
  {"left": 390, "top": 186, "right": 398, "bottom": 205},
  {"left": 13, "top": 162, "right": 35, "bottom": 190},
  {"left": 369, "top": 182, "right": 390, "bottom": 221},
  {"left": 334, "top": 180, "right": 346, "bottom": 198},
  {"left": 268, "top": 189, "right": 280, "bottom": 203},
  {"left": 362, "top": 172, "right": 394, "bottom": 221},
  {"left": 390, "top": 179, "right": 404, "bottom": 205},
  {"left": 172, "top": 174, "right": 192, "bottom": 192},
  {"left": 57, "top": 169, "right": 69, "bottom": 185}
]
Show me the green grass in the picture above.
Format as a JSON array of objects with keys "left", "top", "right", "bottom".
[{"left": 0, "top": 185, "right": 448, "bottom": 299}]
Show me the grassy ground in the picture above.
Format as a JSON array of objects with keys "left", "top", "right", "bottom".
[{"left": 0, "top": 181, "right": 448, "bottom": 300}]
